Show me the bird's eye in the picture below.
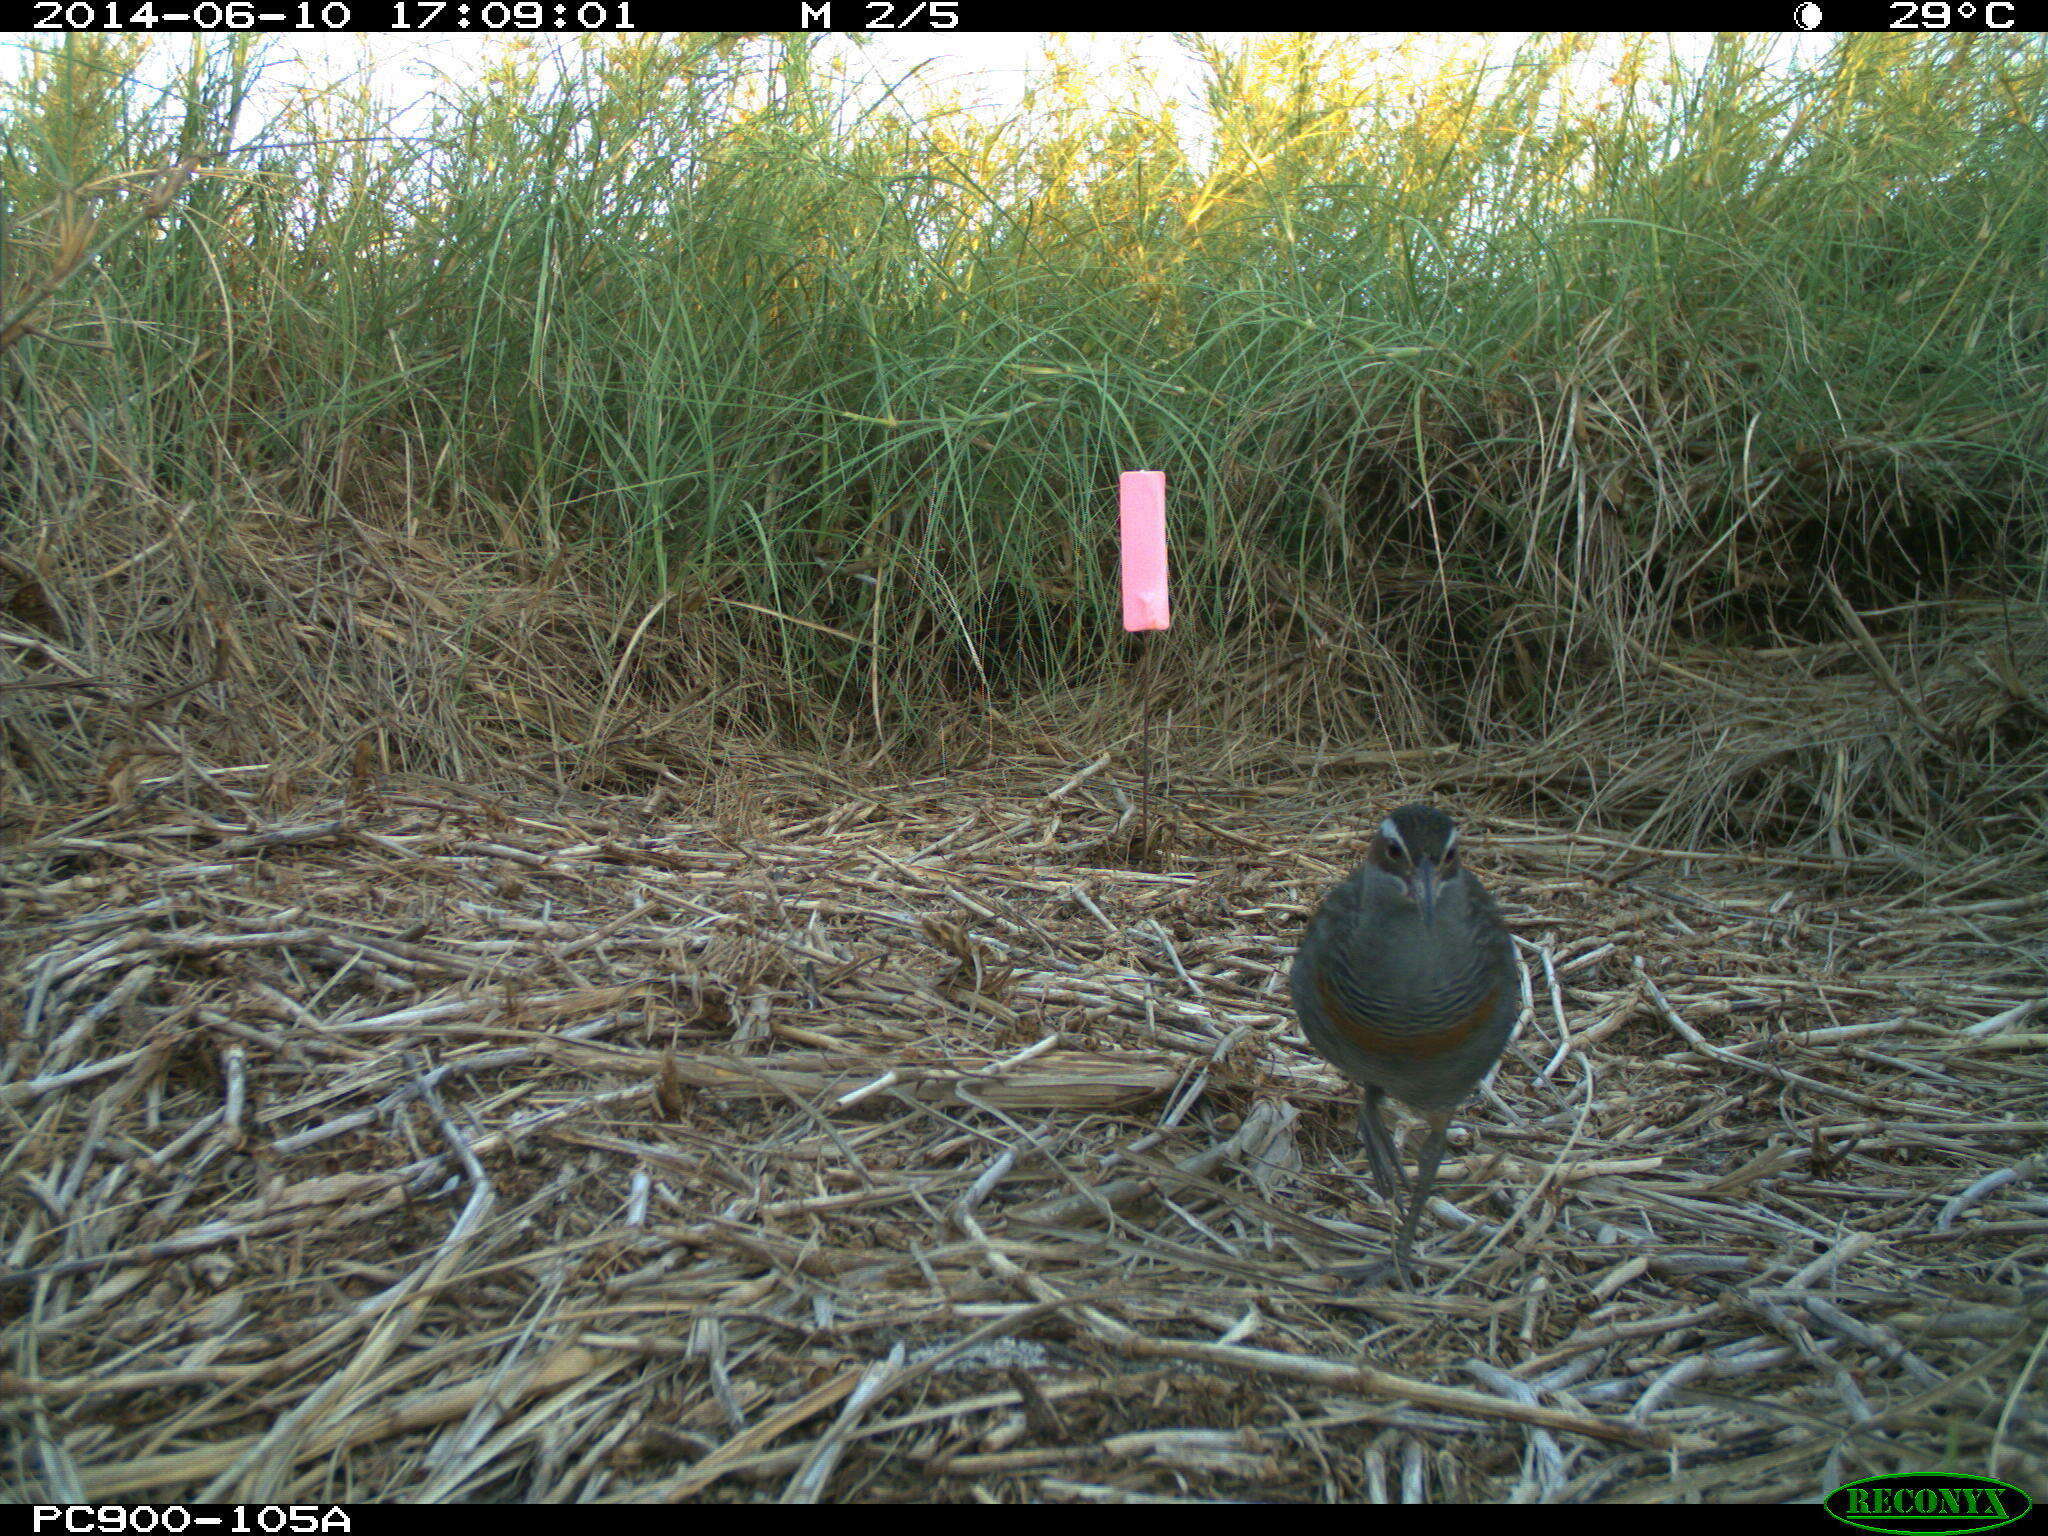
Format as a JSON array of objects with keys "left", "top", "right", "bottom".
[
  {"left": 1385, "top": 840, "right": 1407, "bottom": 865},
  {"left": 1441, "top": 847, "right": 1458, "bottom": 869}
]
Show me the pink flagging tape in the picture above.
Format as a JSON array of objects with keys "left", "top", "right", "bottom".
[{"left": 1118, "top": 470, "right": 1170, "bottom": 632}]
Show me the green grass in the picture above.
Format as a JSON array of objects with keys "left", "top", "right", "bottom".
[{"left": 4, "top": 31, "right": 2045, "bottom": 746}]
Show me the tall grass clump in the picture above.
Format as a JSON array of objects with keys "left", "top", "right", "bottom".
[{"left": 3, "top": 32, "right": 2044, "bottom": 874}]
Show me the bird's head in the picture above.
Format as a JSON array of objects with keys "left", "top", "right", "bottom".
[{"left": 1367, "top": 804, "right": 1463, "bottom": 924}]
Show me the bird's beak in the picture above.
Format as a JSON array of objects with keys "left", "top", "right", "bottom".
[{"left": 1408, "top": 859, "right": 1440, "bottom": 923}]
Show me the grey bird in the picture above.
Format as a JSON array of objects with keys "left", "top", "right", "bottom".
[{"left": 1290, "top": 804, "right": 1519, "bottom": 1282}]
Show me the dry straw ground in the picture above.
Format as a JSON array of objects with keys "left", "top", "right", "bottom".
[{"left": 2, "top": 508, "right": 2044, "bottom": 1502}]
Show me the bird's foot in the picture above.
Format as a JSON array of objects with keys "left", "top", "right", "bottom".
[{"left": 1325, "top": 1253, "right": 1414, "bottom": 1292}]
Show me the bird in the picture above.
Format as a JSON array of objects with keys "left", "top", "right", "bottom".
[{"left": 1290, "top": 804, "right": 1519, "bottom": 1283}]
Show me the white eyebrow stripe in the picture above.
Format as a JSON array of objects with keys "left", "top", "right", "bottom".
[
  {"left": 1379, "top": 818, "right": 1402, "bottom": 847},
  {"left": 1443, "top": 826, "right": 1458, "bottom": 856}
]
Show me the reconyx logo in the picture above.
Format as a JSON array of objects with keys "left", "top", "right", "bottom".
[{"left": 1824, "top": 1474, "right": 2032, "bottom": 1536}]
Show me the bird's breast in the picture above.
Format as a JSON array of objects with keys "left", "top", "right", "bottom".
[{"left": 1306, "top": 907, "right": 1508, "bottom": 1043}]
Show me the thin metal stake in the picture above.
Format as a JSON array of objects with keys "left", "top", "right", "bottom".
[
  {"left": 1137, "top": 635, "right": 1159, "bottom": 863},
  {"left": 1138, "top": 638, "right": 1171, "bottom": 868}
]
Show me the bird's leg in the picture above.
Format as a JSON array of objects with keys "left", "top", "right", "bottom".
[
  {"left": 1320, "top": 1089, "right": 1418, "bottom": 1291},
  {"left": 1354, "top": 1086, "right": 1409, "bottom": 1205},
  {"left": 1391, "top": 1109, "right": 1454, "bottom": 1282}
]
